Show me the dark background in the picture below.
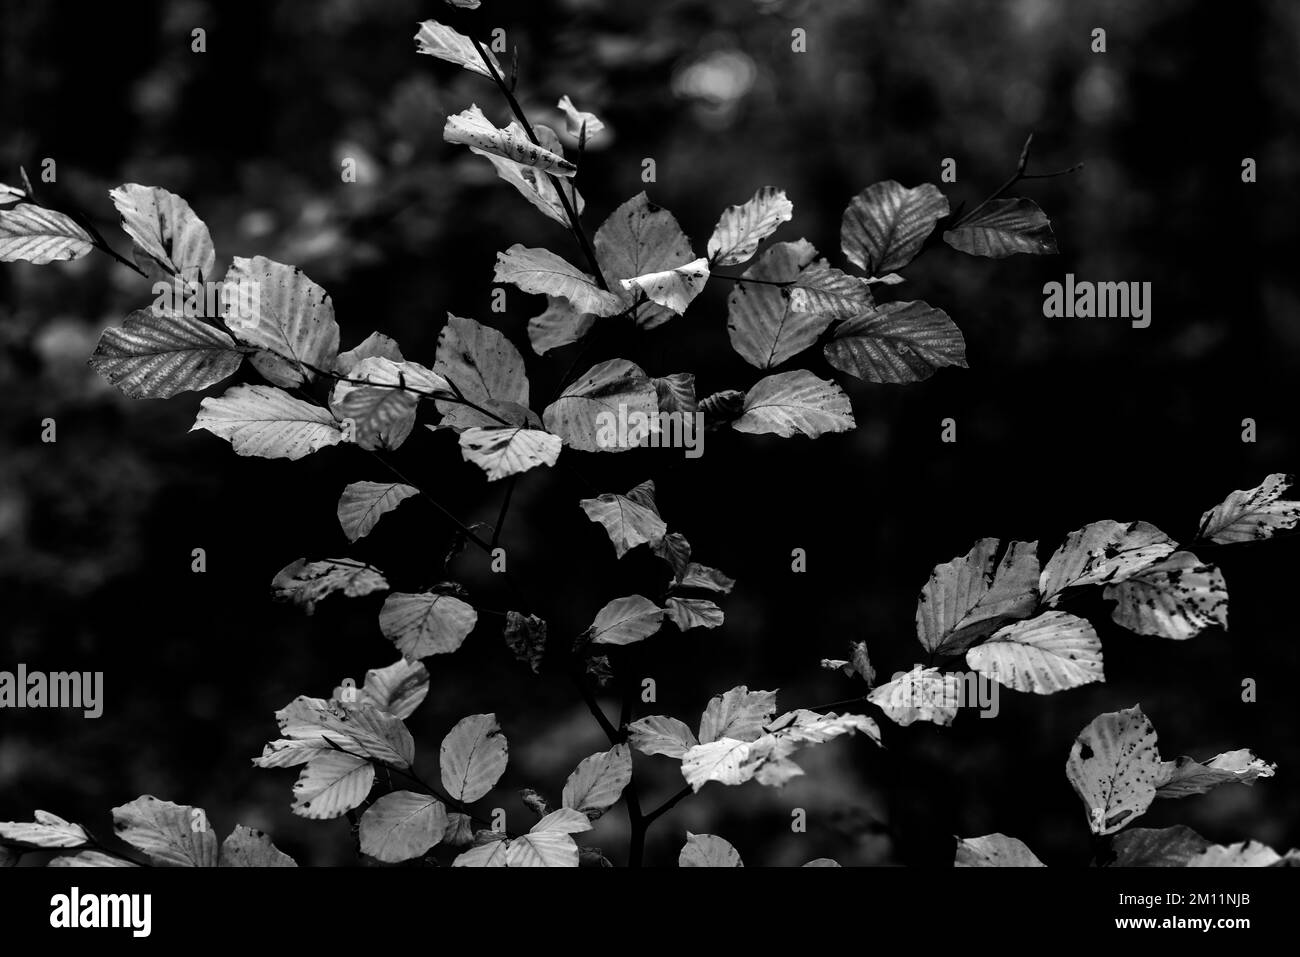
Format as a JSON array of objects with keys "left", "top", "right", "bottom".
[{"left": 2, "top": 0, "right": 1298, "bottom": 866}]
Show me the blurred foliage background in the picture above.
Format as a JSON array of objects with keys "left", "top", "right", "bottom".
[{"left": 2, "top": 0, "right": 1299, "bottom": 866}]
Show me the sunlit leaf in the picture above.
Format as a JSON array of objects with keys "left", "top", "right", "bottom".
[
  {"left": 1066, "top": 705, "right": 1163, "bottom": 835},
  {"left": 330, "top": 356, "right": 446, "bottom": 450},
  {"left": 841, "top": 181, "right": 949, "bottom": 276},
  {"left": 1039, "top": 520, "right": 1177, "bottom": 605},
  {"left": 954, "top": 833, "right": 1045, "bottom": 867},
  {"left": 731, "top": 369, "right": 854, "bottom": 439},
  {"left": 359, "top": 791, "right": 448, "bottom": 863},
  {"left": 0, "top": 204, "right": 93, "bottom": 264},
  {"left": 579, "top": 480, "right": 667, "bottom": 558},
  {"left": 380, "top": 591, "right": 478, "bottom": 659},
  {"left": 679, "top": 832, "right": 743, "bottom": 867},
  {"left": 942, "top": 198, "right": 1057, "bottom": 258},
  {"left": 586, "top": 595, "right": 664, "bottom": 646},
  {"left": 541, "top": 358, "right": 658, "bottom": 452},
  {"left": 89, "top": 309, "right": 243, "bottom": 399},
  {"left": 433, "top": 314, "right": 529, "bottom": 430},
  {"left": 221, "top": 256, "right": 340, "bottom": 387},
  {"left": 108, "top": 183, "right": 215, "bottom": 281},
  {"left": 337, "top": 481, "right": 419, "bottom": 543},
  {"left": 272, "top": 558, "right": 387, "bottom": 615},
  {"left": 1103, "top": 551, "right": 1227, "bottom": 640},
  {"left": 726, "top": 239, "right": 827, "bottom": 368},
  {"left": 664, "top": 597, "right": 724, "bottom": 630},
  {"left": 627, "top": 715, "right": 699, "bottom": 759},
  {"left": 112, "top": 796, "right": 218, "bottom": 867},
  {"left": 0, "top": 811, "right": 88, "bottom": 849},
  {"left": 867, "top": 665, "right": 960, "bottom": 727},
  {"left": 1155, "top": 749, "right": 1276, "bottom": 799},
  {"left": 707, "top": 186, "right": 793, "bottom": 266},
  {"left": 1197, "top": 473, "right": 1300, "bottom": 544},
  {"left": 916, "top": 538, "right": 1040, "bottom": 656},
  {"left": 459, "top": 427, "right": 561, "bottom": 480},
  {"left": 966, "top": 611, "right": 1104, "bottom": 694},
  {"left": 562, "top": 744, "right": 632, "bottom": 820},
  {"left": 446, "top": 105, "right": 576, "bottom": 175},
  {"left": 414, "top": 20, "right": 501, "bottom": 78},
  {"left": 495, "top": 244, "right": 624, "bottom": 317},
  {"left": 594, "top": 192, "right": 699, "bottom": 328},
  {"left": 291, "top": 752, "right": 374, "bottom": 820},
  {"left": 440, "top": 713, "right": 508, "bottom": 802},
  {"left": 219, "top": 826, "right": 297, "bottom": 867},
  {"left": 556, "top": 95, "right": 605, "bottom": 139},
  {"left": 825, "top": 300, "right": 966, "bottom": 384}
]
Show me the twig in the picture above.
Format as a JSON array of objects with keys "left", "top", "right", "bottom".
[
  {"left": 953, "top": 133, "right": 1083, "bottom": 228},
  {"left": 642, "top": 785, "right": 692, "bottom": 827},
  {"left": 491, "top": 476, "right": 518, "bottom": 551}
]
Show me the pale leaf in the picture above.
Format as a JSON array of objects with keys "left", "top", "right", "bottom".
[
  {"left": 379, "top": 591, "right": 478, "bottom": 659},
  {"left": 337, "top": 481, "right": 419, "bottom": 543},
  {"left": 440, "top": 713, "right": 508, "bottom": 802},
  {"left": 707, "top": 186, "right": 793, "bottom": 266}
]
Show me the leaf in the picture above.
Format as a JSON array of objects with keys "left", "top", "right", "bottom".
[
  {"left": 579, "top": 480, "right": 667, "bottom": 558},
  {"left": 804, "top": 859, "right": 841, "bottom": 867},
  {"left": 954, "top": 834, "right": 1046, "bottom": 867},
  {"left": 380, "top": 592, "right": 478, "bottom": 659},
  {"left": 432, "top": 314, "right": 529, "bottom": 429},
  {"left": 841, "top": 181, "right": 949, "bottom": 275},
  {"left": 726, "top": 239, "right": 828, "bottom": 369},
  {"left": 452, "top": 838, "right": 510, "bottom": 867},
  {"left": 653, "top": 373, "right": 697, "bottom": 415},
  {"left": 88, "top": 308, "right": 242, "bottom": 399},
  {"left": 731, "top": 369, "right": 855, "bottom": 439},
  {"left": 683, "top": 711, "right": 877, "bottom": 791},
  {"left": 594, "top": 192, "right": 699, "bottom": 329},
  {"left": 445, "top": 105, "right": 576, "bottom": 176},
  {"left": 0, "top": 204, "right": 93, "bottom": 264},
  {"left": 219, "top": 826, "right": 297, "bottom": 867},
  {"left": 335, "top": 331, "right": 403, "bottom": 373},
  {"left": 1110, "top": 826, "right": 1212, "bottom": 867},
  {"left": 0, "top": 182, "right": 26, "bottom": 204},
  {"left": 0, "top": 811, "right": 88, "bottom": 849},
  {"left": 787, "top": 259, "right": 875, "bottom": 318},
  {"left": 619, "top": 257, "right": 710, "bottom": 315},
  {"left": 867, "top": 665, "right": 960, "bottom": 727},
  {"left": 916, "top": 538, "right": 1041, "bottom": 656},
  {"left": 503, "top": 612, "right": 547, "bottom": 673},
  {"left": 330, "top": 356, "right": 446, "bottom": 450},
  {"left": 221, "top": 256, "right": 340, "bottom": 387},
  {"left": 824, "top": 300, "right": 967, "bottom": 384},
  {"left": 966, "top": 611, "right": 1104, "bottom": 694},
  {"left": 1197, "top": 473, "right": 1300, "bottom": 544},
  {"left": 345, "top": 657, "right": 429, "bottom": 719},
  {"left": 586, "top": 595, "right": 664, "bottom": 646},
  {"left": 505, "top": 809, "right": 592, "bottom": 867},
  {"left": 556, "top": 95, "right": 605, "bottom": 139},
  {"left": 628, "top": 715, "right": 699, "bottom": 759},
  {"left": 1066, "top": 706, "right": 1163, "bottom": 835},
  {"left": 291, "top": 752, "right": 375, "bottom": 820},
  {"left": 664, "top": 597, "right": 724, "bottom": 630},
  {"left": 472, "top": 122, "right": 583, "bottom": 227},
  {"left": 193, "top": 385, "right": 342, "bottom": 460},
  {"left": 1039, "top": 520, "right": 1177, "bottom": 605},
  {"left": 359, "top": 791, "right": 448, "bottom": 863},
  {"left": 257, "top": 697, "right": 411, "bottom": 770},
  {"left": 708, "top": 186, "right": 794, "bottom": 266},
  {"left": 943, "top": 198, "right": 1057, "bottom": 258},
  {"left": 562, "top": 744, "right": 632, "bottom": 820},
  {"left": 111, "top": 796, "right": 219, "bottom": 867},
  {"left": 699, "top": 389, "right": 746, "bottom": 428},
  {"left": 1154, "top": 749, "right": 1276, "bottom": 799},
  {"left": 108, "top": 184, "right": 215, "bottom": 281},
  {"left": 272, "top": 558, "right": 388, "bottom": 615},
  {"left": 414, "top": 20, "right": 501, "bottom": 78},
  {"left": 654, "top": 531, "right": 692, "bottom": 577},
  {"left": 527, "top": 296, "right": 596, "bottom": 354},
  {"left": 1187, "top": 842, "right": 1285, "bottom": 867},
  {"left": 440, "top": 713, "right": 508, "bottom": 803},
  {"left": 495, "top": 244, "right": 624, "bottom": 317},
  {"left": 459, "top": 427, "right": 559, "bottom": 480},
  {"left": 679, "top": 832, "right": 743, "bottom": 867},
  {"left": 337, "top": 481, "right": 419, "bottom": 543},
  {"left": 673, "top": 563, "right": 736, "bottom": 594},
  {"left": 1103, "top": 551, "right": 1228, "bottom": 640},
  {"left": 699, "top": 686, "right": 777, "bottom": 743},
  {"left": 822, "top": 641, "right": 876, "bottom": 687},
  {"left": 47, "top": 851, "right": 135, "bottom": 867},
  {"left": 541, "top": 358, "right": 658, "bottom": 452}
]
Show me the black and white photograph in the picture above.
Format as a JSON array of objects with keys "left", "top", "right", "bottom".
[{"left": 1, "top": 0, "right": 1297, "bottom": 939}]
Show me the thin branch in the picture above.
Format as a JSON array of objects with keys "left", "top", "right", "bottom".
[
  {"left": 954, "top": 133, "right": 1084, "bottom": 227},
  {"left": 490, "top": 475, "right": 518, "bottom": 551},
  {"left": 468, "top": 34, "right": 609, "bottom": 291},
  {"left": 642, "top": 785, "right": 692, "bottom": 827},
  {"left": 710, "top": 272, "right": 794, "bottom": 288}
]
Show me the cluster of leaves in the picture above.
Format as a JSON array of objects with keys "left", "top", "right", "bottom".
[
  {"left": 823, "top": 474, "right": 1300, "bottom": 731},
  {"left": 3, "top": 5, "right": 1292, "bottom": 867},
  {"left": 955, "top": 704, "right": 1294, "bottom": 868}
]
